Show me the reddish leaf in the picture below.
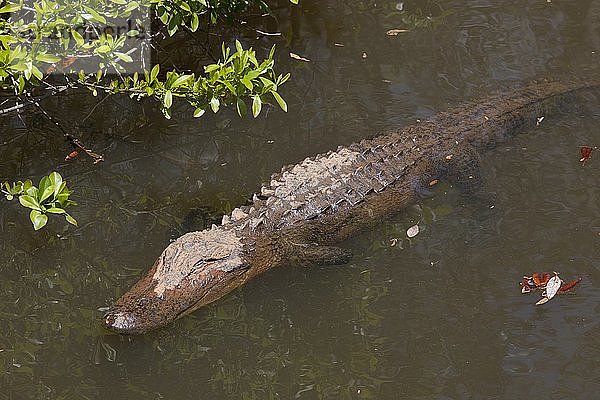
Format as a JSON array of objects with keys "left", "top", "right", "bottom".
[
  {"left": 558, "top": 277, "right": 582, "bottom": 293},
  {"left": 520, "top": 277, "right": 533, "bottom": 293},
  {"left": 65, "top": 149, "right": 81, "bottom": 161},
  {"left": 580, "top": 146, "right": 593, "bottom": 163},
  {"left": 532, "top": 272, "right": 551, "bottom": 288}
]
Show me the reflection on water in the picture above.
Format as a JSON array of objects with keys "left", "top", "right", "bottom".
[{"left": 1, "top": 0, "right": 600, "bottom": 398}]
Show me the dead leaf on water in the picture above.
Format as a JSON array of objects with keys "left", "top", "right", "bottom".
[
  {"left": 406, "top": 224, "right": 419, "bottom": 238},
  {"left": 535, "top": 297, "right": 550, "bottom": 306},
  {"left": 580, "top": 146, "right": 593, "bottom": 163},
  {"left": 545, "top": 274, "right": 562, "bottom": 300},
  {"left": 386, "top": 29, "right": 409, "bottom": 36},
  {"left": 290, "top": 52, "right": 310, "bottom": 62}
]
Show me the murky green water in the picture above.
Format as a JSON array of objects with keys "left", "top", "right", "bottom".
[{"left": 2, "top": 0, "right": 600, "bottom": 398}]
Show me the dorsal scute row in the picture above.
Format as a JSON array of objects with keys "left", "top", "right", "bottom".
[{"left": 236, "top": 131, "right": 440, "bottom": 232}]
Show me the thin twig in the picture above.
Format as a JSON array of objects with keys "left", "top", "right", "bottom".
[{"left": 22, "top": 92, "right": 105, "bottom": 164}]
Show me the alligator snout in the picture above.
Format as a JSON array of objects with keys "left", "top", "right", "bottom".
[
  {"left": 103, "top": 309, "right": 142, "bottom": 334},
  {"left": 103, "top": 229, "right": 251, "bottom": 334}
]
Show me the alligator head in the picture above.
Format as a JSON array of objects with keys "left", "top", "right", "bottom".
[{"left": 103, "top": 227, "right": 250, "bottom": 334}]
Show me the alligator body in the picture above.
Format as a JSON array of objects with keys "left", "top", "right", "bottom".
[{"left": 103, "top": 80, "right": 599, "bottom": 334}]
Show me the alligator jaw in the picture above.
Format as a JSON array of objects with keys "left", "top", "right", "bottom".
[
  {"left": 103, "top": 229, "right": 250, "bottom": 334},
  {"left": 102, "top": 266, "right": 248, "bottom": 334}
]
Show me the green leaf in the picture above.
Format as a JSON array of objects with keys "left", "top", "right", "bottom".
[
  {"left": 193, "top": 108, "right": 205, "bottom": 117},
  {"left": 30, "top": 210, "right": 48, "bottom": 231},
  {"left": 49, "top": 172, "right": 63, "bottom": 198},
  {"left": 17, "top": 75, "right": 25, "bottom": 94},
  {"left": 40, "top": 184, "right": 55, "bottom": 203},
  {"left": 190, "top": 13, "right": 199, "bottom": 32},
  {"left": 241, "top": 77, "right": 253, "bottom": 91},
  {"left": 37, "top": 53, "right": 61, "bottom": 63},
  {"left": 171, "top": 74, "right": 190, "bottom": 88},
  {"left": 95, "top": 45, "right": 111, "bottom": 54},
  {"left": 115, "top": 52, "right": 133, "bottom": 62},
  {"left": 19, "top": 195, "right": 41, "bottom": 211},
  {"left": 46, "top": 207, "right": 66, "bottom": 214},
  {"left": 83, "top": 6, "right": 107, "bottom": 24},
  {"left": 65, "top": 214, "right": 78, "bottom": 226},
  {"left": 71, "top": 29, "right": 84, "bottom": 46},
  {"left": 236, "top": 98, "right": 247, "bottom": 118},
  {"left": 179, "top": 1, "right": 190, "bottom": 12},
  {"left": 210, "top": 97, "right": 220, "bottom": 113},
  {"left": 31, "top": 66, "right": 43, "bottom": 80},
  {"left": 38, "top": 176, "right": 50, "bottom": 196},
  {"left": 272, "top": 91, "right": 288, "bottom": 112},
  {"left": 164, "top": 90, "right": 173, "bottom": 108},
  {"left": 252, "top": 96, "right": 262, "bottom": 118},
  {"left": 124, "top": 1, "right": 139, "bottom": 13},
  {"left": 150, "top": 64, "right": 159, "bottom": 81},
  {"left": 0, "top": 3, "right": 22, "bottom": 13}
]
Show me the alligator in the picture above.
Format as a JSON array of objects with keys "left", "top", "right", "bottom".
[{"left": 103, "top": 79, "right": 599, "bottom": 334}]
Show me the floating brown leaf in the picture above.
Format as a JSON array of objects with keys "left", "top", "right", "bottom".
[
  {"left": 558, "top": 277, "right": 582, "bottom": 293},
  {"left": 580, "top": 146, "right": 593, "bottom": 163},
  {"left": 65, "top": 149, "right": 81, "bottom": 161}
]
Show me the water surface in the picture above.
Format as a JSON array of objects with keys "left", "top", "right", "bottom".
[{"left": 1, "top": 0, "right": 599, "bottom": 398}]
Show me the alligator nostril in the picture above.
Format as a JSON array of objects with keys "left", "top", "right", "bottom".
[{"left": 103, "top": 310, "right": 137, "bottom": 333}]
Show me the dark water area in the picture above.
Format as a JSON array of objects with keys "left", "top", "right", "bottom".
[{"left": 1, "top": 0, "right": 600, "bottom": 398}]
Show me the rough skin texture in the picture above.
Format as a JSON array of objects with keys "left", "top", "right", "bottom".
[{"left": 103, "top": 80, "right": 600, "bottom": 334}]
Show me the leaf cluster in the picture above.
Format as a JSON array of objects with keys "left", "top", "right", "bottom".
[
  {"left": 0, "top": 0, "right": 296, "bottom": 117},
  {"left": 0, "top": 0, "right": 150, "bottom": 90},
  {"left": 82, "top": 40, "right": 289, "bottom": 118},
  {"left": 2, "top": 172, "right": 77, "bottom": 230},
  {"left": 154, "top": 0, "right": 297, "bottom": 35}
]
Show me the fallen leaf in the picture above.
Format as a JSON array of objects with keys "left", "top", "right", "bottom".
[
  {"left": 290, "top": 52, "right": 310, "bottom": 62},
  {"left": 520, "top": 277, "right": 532, "bottom": 293},
  {"left": 535, "top": 296, "right": 550, "bottom": 305},
  {"left": 558, "top": 277, "right": 582, "bottom": 293},
  {"left": 545, "top": 274, "right": 562, "bottom": 300},
  {"left": 406, "top": 224, "right": 419, "bottom": 238},
  {"left": 65, "top": 149, "right": 81, "bottom": 161},
  {"left": 580, "top": 146, "right": 593, "bottom": 163},
  {"left": 532, "top": 272, "right": 550, "bottom": 287},
  {"left": 445, "top": 154, "right": 453, "bottom": 160},
  {"left": 386, "top": 29, "right": 409, "bottom": 36},
  {"left": 362, "top": 52, "right": 368, "bottom": 59},
  {"left": 429, "top": 179, "right": 438, "bottom": 186}
]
